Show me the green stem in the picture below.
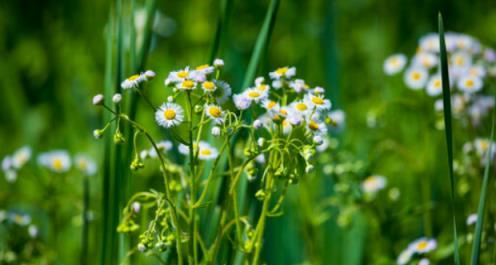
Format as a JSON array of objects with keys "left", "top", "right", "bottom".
[{"left": 81, "top": 175, "right": 90, "bottom": 265}]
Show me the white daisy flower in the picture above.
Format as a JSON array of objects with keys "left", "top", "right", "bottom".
[
  {"left": 205, "top": 104, "right": 225, "bottom": 124},
  {"left": 198, "top": 142, "right": 218, "bottom": 160},
  {"left": 256, "top": 83, "right": 270, "bottom": 93},
  {"left": 328, "top": 110, "right": 345, "bottom": 129},
  {"left": 397, "top": 247, "right": 414, "bottom": 265},
  {"left": 426, "top": 75, "right": 443, "bottom": 96},
  {"left": 149, "top": 140, "right": 173, "bottom": 158},
  {"left": 467, "top": 213, "right": 478, "bottom": 226},
  {"left": 458, "top": 76, "right": 483, "bottom": 93},
  {"left": 361, "top": 175, "right": 387, "bottom": 194},
  {"left": 451, "top": 52, "right": 472, "bottom": 69},
  {"left": 383, "top": 54, "right": 407, "bottom": 75},
  {"left": 474, "top": 138, "right": 495, "bottom": 159},
  {"left": 408, "top": 238, "right": 437, "bottom": 254},
  {"left": 304, "top": 93, "right": 332, "bottom": 111},
  {"left": 121, "top": 74, "right": 145, "bottom": 90},
  {"left": 167, "top": 67, "right": 192, "bottom": 83},
  {"left": 176, "top": 79, "right": 197, "bottom": 90},
  {"left": 38, "top": 150, "right": 72, "bottom": 173},
  {"left": 316, "top": 138, "right": 329, "bottom": 152},
  {"left": 255, "top": 76, "right": 265, "bottom": 86},
  {"left": 419, "top": 33, "right": 440, "bottom": 53},
  {"left": 413, "top": 52, "right": 438, "bottom": 69},
  {"left": 11, "top": 146, "right": 31, "bottom": 169},
  {"left": 233, "top": 94, "right": 251, "bottom": 110},
  {"left": 214, "top": 80, "right": 232, "bottom": 104},
  {"left": 74, "top": 154, "right": 97, "bottom": 176},
  {"left": 467, "top": 65, "right": 486, "bottom": 78},
  {"left": 195, "top": 64, "right": 215, "bottom": 76},
  {"left": 10, "top": 213, "right": 31, "bottom": 226},
  {"left": 262, "top": 99, "right": 280, "bottom": 113},
  {"left": 269, "top": 66, "right": 296, "bottom": 80},
  {"left": 112, "top": 93, "right": 122, "bottom": 104},
  {"left": 289, "top": 79, "right": 309, "bottom": 93},
  {"left": 306, "top": 118, "right": 327, "bottom": 135},
  {"left": 404, "top": 67, "right": 428, "bottom": 90},
  {"left": 291, "top": 100, "right": 312, "bottom": 117},
  {"left": 28, "top": 225, "right": 38, "bottom": 238},
  {"left": 243, "top": 88, "right": 268, "bottom": 103},
  {"left": 201, "top": 81, "right": 217, "bottom": 93},
  {"left": 155, "top": 103, "right": 184, "bottom": 128}
]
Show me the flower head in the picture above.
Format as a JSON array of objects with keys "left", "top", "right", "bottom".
[
  {"left": 205, "top": 104, "right": 225, "bottom": 124},
  {"left": 121, "top": 74, "right": 145, "bottom": 90},
  {"left": 74, "top": 154, "right": 97, "bottom": 176},
  {"left": 384, "top": 54, "right": 407, "bottom": 75},
  {"left": 361, "top": 175, "right": 387, "bottom": 194},
  {"left": 198, "top": 142, "right": 218, "bottom": 160},
  {"left": 155, "top": 103, "right": 184, "bottom": 128},
  {"left": 38, "top": 150, "right": 72, "bottom": 173},
  {"left": 404, "top": 67, "right": 428, "bottom": 90}
]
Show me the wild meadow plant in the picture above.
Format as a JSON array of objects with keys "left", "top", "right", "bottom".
[
  {"left": 384, "top": 23, "right": 496, "bottom": 264},
  {"left": 1, "top": 147, "right": 97, "bottom": 264},
  {"left": 92, "top": 61, "right": 340, "bottom": 264}
]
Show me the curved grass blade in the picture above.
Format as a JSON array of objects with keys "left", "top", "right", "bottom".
[
  {"left": 470, "top": 104, "right": 495, "bottom": 265},
  {"left": 438, "top": 13, "right": 461, "bottom": 265},
  {"left": 241, "top": 0, "right": 281, "bottom": 90}
]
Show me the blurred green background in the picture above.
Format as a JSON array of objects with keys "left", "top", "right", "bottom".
[{"left": 2, "top": 0, "right": 496, "bottom": 264}]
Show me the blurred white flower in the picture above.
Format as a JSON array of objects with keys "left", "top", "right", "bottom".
[{"left": 384, "top": 54, "right": 407, "bottom": 75}]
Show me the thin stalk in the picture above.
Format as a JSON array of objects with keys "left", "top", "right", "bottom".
[
  {"left": 470, "top": 106, "right": 495, "bottom": 265},
  {"left": 438, "top": 13, "right": 461, "bottom": 265},
  {"left": 81, "top": 175, "right": 90, "bottom": 265}
]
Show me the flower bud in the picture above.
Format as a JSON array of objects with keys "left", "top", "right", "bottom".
[
  {"left": 211, "top": 126, "right": 221, "bottom": 136},
  {"left": 255, "top": 190, "right": 266, "bottom": 200},
  {"left": 253, "top": 119, "right": 262, "bottom": 129},
  {"left": 93, "top": 129, "right": 103, "bottom": 139},
  {"left": 92, "top": 94, "right": 104, "bottom": 106},
  {"left": 194, "top": 105, "right": 203, "bottom": 113},
  {"left": 137, "top": 243, "right": 146, "bottom": 252},
  {"left": 213, "top": 58, "right": 224, "bottom": 68},
  {"left": 113, "top": 131, "right": 125, "bottom": 144},
  {"left": 112, "top": 93, "right": 122, "bottom": 104},
  {"left": 144, "top": 70, "right": 156, "bottom": 80},
  {"left": 132, "top": 202, "right": 141, "bottom": 213},
  {"left": 164, "top": 78, "right": 172, "bottom": 86},
  {"left": 167, "top": 96, "right": 174, "bottom": 102},
  {"left": 257, "top": 137, "right": 265, "bottom": 147}
]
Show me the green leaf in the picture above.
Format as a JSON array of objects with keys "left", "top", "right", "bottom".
[
  {"left": 438, "top": 13, "right": 461, "bottom": 265},
  {"left": 470, "top": 101, "right": 495, "bottom": 265}
]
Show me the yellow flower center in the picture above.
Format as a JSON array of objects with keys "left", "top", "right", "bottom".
[
  {"left": 295, "top": 102, "right": 308, "bottom": 111},
  {"left": 78, "top": 160, "right": 88, "bottom": 170},
  {"left": 164, "top": 109, "right": 177, "bottom": 120},
  {"left": 128, "top": 74, "right": 140, "bottom": 81},
  {"left": 455, "top": 57, "right": 464, "bottom": 66},
  {"left": 465, "top": 79, "right": 474, "bottom": 88},
  {"left": 248, "top": 91, "right": 261, "bottom": 98},
  {"left": 282, "top": 119, "right": 290, "bottom": 127},
  {"left": 275, "top": 67, "right": 288, "bottom": 75},
  {"left": 177, "top": 71, "right": 189, "bottom": 78},
  {"left": 208, "top": 106, "right": 222, "bottom": 118},
  {"left": 53, "top": 158, "right": 63, "bottom": 170},
  {"left": 200, "top": 148, "right": 212, "bottom": 156},
  {"left": 203, "top": 81, "right": 215, "bottom": 90},
  {"left": 480, "top": 141, "right": 489, "bottom": 151},
  {"left": 196, "top": 64, "right": 210, "bottom": 70},
  {"left": 182, "top": 80, "right": 195, "bottom": 89},
  {"left": 267, "top": 101, "right": 276, "bottom": 109},
  {"left": 311, "top": 96, "right": 324, "bottom": 105},
  {"left": 411, "top": 72, "right": 421, "bottom": 81},
  {"left": 280, "top": 109, "right": 288, "bottom": 116},
  {"left": 434, "top": 79, "right": 441, "bottom": 88},
  {"left": 308, "top": 121, "right": 319, "bottom": 131},
  {"left": 416, "top": 241, "right": 428, "bottom": 251},
  {"left": 257, "top": 84, "right": 269, "bottom": 91}
]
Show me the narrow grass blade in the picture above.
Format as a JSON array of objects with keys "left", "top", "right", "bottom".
[
  {"left": 438, "top": 13, "right": 461, "bottom": 265},
  {"left": 241, "top": 0, "right": 281, "bottom": 90},
  {"left": 209, "top": 0, "right": 232, "bottom": 63},
  {"left": 470, "top": 105, "right": 495, "bottom": 265}
]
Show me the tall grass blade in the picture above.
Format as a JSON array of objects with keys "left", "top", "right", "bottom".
[
  {"left": 470, "top": 106, "right": 495, "bottom": 265},
  {"left": 438, "top": 13, "right": 461, "bottom": 265},
  {"left": 209, "top": 0, "right": 232, "bottom": 63},
  {"left": 241, "top": 0, "right": 281, "bottom": 90}
]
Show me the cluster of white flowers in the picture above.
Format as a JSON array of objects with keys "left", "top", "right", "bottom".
[
  {"left": 37, "top": 150, "right": 97, "bottom": 175},
  {"left": 233, "top": 66, "right": 338, "bottom": 144},
  {"left": 1, "top": 146, "right": 31, "bottom": 182},
  {"left": 384, "top": 32, "right": 496, "bottom": 126},
  {"left": 397, "top": 238, "right": 437, "bottom": 265},
  {"left": 121, "top": 70, "right": 156, "bottom": 90},
  {"left": 0, "top": 210, "right": 38, "bottom": 238},
  {"left": 462, "top": 138, "right": 496, "bottom": 166}
]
